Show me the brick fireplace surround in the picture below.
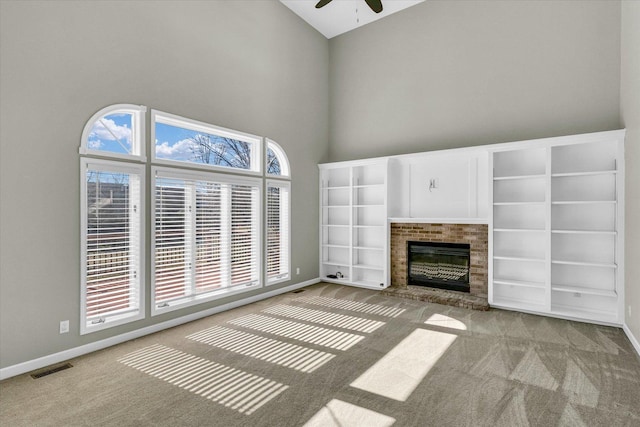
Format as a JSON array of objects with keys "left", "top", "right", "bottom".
[{"left": 382, "top": 222, "right": 490, "bottom": 310}]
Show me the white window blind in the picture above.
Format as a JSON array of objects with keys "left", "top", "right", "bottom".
[
  {"left": 81, "top": 160, "right": 144, "bottom": 334},
  {"left": 266, "top": 181, "right": 290, "bottom": 284},
  {"left": 153, "top": 168, "right": 261, "bottom": 312}
]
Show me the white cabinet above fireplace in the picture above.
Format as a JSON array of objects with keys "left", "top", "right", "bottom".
[{"left": 388, "top": 150, "right": 489, "bottom": 222}]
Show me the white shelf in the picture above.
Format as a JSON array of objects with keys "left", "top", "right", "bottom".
[
  {"left": 551, "top": 170, "right": 616, "bottom": 178},
  {"left": 322, "top": 260, "right": 350, "bottom": 266},
  {"left": 322, "top": 224, "right": 350, "bottom": 228},
  {"left": 321, "top": 185, "right": 350, "bottom": 190},
  {"left": 493, "top": 201, "right": 545, "bottom": 206},
  {"left": 493, "top": 279, "right": 545, "bottom": 289},
  {"left": 494, "top": 228, "right": 544, "bottom": 232},
  {"left": 494, "top": 255, "right": 545, "bottom": 262},
  {"left": 353, "top": 263, "right": 384, "bottom": 271},
  {"left": 493, "top": 174, "right": 545, "bottom": 181},
  {"left": 551, "top": 200, "right": 616, "bottom": 205},
  {"left": 322, "top": 244, "right": 350, "bottom": 249},
  {"left": 389, "top": 217, "right": 488, "bottom": 224},
  {"left": 353, "top": 184, "right": 384, "bottom": 189},
  {"left": 354, "top": 246, "right": 384, "bottom": 251},
  {"left": 551, "top": 284, "right": 616, "bottom": 298},
  {"left": 551, "top": 260, "right": 617, "bottom": 268},
  {"left": 551, "top": 229, "right": 616, "bottom": 235},
  {"left": 354, "top": 204, "right": 385, "bottom": 208}
]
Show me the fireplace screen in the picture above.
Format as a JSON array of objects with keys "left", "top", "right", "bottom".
[{"left": 407, "top": 241, "right": 470, "bottom": 292}]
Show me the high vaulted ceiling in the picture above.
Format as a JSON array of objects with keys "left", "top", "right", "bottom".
[{"left": 280, "top": 0, "right": 425, "bottom": 39}]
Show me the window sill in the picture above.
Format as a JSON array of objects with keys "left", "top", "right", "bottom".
[{"left": 151, "top": 282, "right": 262, "bottom": 316}]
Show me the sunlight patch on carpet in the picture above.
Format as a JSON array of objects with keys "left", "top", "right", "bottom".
[
  {"left": 187, "top": 326, "right": 335, "bottom": 373},
  {"left": 425, "top": 313, "right": 467, "bottom": 330},
  {"left": 118, "top": 344, "right": 288, "bottom": 415},
  {"left": 263, "top": 304, "right": 385, "bottom": 333},
  {"left": 303, "top": 399, "right": 396, "bottom": 427},
  {"left": 294, "top": 296, "right": 405, "bottom": 318},
  {"left": 350, "top": 328, "right": 457, "bottom": 401},
  {"left": 229, "top": 314, "right": 364, "bottom": 350}
]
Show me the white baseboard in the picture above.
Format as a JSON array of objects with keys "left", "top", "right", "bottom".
[
  {"left": 0, "top": 278, "right": 320, "bottom": 381},
  {"left": 623, "top": 323, "right": 640, "bottom": 358}
]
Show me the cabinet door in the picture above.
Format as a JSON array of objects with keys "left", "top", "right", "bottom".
[{"left": 409, "top": 156, "right": 475, "bottom": 218}]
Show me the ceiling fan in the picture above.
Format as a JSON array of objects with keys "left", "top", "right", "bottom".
[{"left": 315, "top": 0, "right": 383, "bottom": 14}]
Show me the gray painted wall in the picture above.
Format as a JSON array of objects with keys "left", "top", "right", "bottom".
[
  {"left": 1, "top": 0, "right": 637, "bottom": 372},
  {"left": 329, "top": 0, "right": 621, "bottom": 161},
  {"left": 621, "top": 0, "right": 640, "bottom": 347},
  {"left": 0, "top": 1, "right": 328, "bottom": 368}
]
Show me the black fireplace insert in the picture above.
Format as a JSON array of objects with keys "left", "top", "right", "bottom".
[{"left": 407, "top": 241, "right": 470, "bottom": 292}]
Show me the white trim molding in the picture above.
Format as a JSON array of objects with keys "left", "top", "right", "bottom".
[
  {"left": 0, "top": 278, "right": 320, "bottom": 381},
  {"left": 623, "top": 323, "right": 640, "bottom": 359}
]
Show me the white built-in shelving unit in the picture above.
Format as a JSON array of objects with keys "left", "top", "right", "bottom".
[
  {"left": 489, "top": 130, "right": 625, "bottom": 325},
  {"left": 318, "top": 130, "right": 624, "bottom": 325},
  {"left": 319, "top": 159, "right": 389, "bottom": 289}
]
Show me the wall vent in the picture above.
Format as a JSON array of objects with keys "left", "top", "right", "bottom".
[{"left": 30, "top": 363, "right": 73, "bottom": 379}]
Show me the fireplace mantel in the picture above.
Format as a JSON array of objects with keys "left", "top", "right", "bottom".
[{"left": 389, "top": 217, "right": 488, "bottom": 225}]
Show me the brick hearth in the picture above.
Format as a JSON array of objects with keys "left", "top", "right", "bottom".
[{"left": 383, "top": 223, "right": 489, "bottom": 310}]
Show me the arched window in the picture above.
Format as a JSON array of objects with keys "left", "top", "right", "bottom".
[
  {"left": 80, "top": 104, "right": 146, "bottom": 160},
  {"left": 80, "top": 104, "right": 294, "bottom": 329},
  {"left": 266, "top": 139, "right": 290, "bottom": 177},
  {"left": 79, "top": 104, "right": 146, "bottom": 334}
]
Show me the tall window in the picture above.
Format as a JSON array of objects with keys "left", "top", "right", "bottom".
[
  {"left": 80, "top": 159, "right": 145, "bottom": 333},
  {"left": 265, "top": 140, "right": 291, "bottom": 285},
  {"left": 80, "top": 105, "right": 146, "bottom": 334},
  {"left": 152, "top": 169, "right": 262, "bottom": 313},
  {"left": 266, "top": 181, "right": 290, "bottom": 284}
]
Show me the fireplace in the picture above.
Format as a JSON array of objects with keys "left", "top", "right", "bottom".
[{"left": 407, "top": 241, "right": 471, "bottom": 293}]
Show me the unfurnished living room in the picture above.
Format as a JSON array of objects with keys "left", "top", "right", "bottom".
[{"left": 1, "top": 1, "right": 639, "bottom": 426}]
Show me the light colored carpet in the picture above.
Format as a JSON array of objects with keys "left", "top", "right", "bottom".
[{"left": 1, "top": 282, "right": 639, "bottom": 426}]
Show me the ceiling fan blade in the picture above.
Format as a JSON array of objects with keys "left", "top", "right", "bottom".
[
  {"left": 364, "top": 0, "right": 383, "bottom": 13},
  {"left": 315, "top": 0, "right": 333, "bottom": 9}
]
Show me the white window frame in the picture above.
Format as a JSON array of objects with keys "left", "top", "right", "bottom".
[
  {"left": 80, "top": 158, "right": 145, "bottom": 334},
  {"left": 80, "top": 104, "right": 147, "bottom": 162},
  {"left": 151, "top": 110, "right": 262, "bottom": 175},
  {"left": 151, "top": 166, "right": 263, "bottom": 315},
  {"left": 266, "top": 139, "right": 291, "bottom": 177},
  {"left": 266, "top": 179, "right": 291, "bottom": 286}
]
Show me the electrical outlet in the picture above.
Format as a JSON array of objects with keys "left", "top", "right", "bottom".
[
  {"left": 296, "top": 267, "right": 300, "bottom": 275},
  {"left": 59, "top": 320, "right": 69, "bottom": 334}
]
